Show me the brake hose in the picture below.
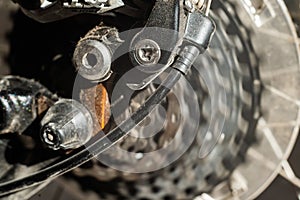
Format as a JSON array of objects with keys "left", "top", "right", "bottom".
[{"left": 0, "top": 69, "right": 182, "bottom": 196}]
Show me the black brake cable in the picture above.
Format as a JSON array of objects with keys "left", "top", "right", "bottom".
[{"left": 0, "top": 69, "right": 182, "bottom": 196}]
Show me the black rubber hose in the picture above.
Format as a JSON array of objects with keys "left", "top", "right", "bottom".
[{"left": 0, "top": 69, "right": 182, "bottom": 196}]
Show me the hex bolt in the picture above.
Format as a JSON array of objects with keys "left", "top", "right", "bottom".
[
  {"left": 40, "top": 99, "right": 93, "bottom": 150},
  {"left": 73, "top": 25, "right": 123, "bottom": 82},
  {"left": 74, "top": 39, "right": 112, "bottom": 82},
  {"left": 134, "top": 39, "right": 161, "bottom": 66}
]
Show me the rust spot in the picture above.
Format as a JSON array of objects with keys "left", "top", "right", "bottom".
[{"left": 80, "top": 84, "right": 111, "bottom": 135}]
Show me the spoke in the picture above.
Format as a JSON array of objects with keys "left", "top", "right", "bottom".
[
  {"left": 280, "top": 160, "right": 300, "bottom": 188},
  {"left": 261, "top": 66, "right": 299, "bottom": 79},
  {"left": 259, "top": 118, "right": 284, "bottom": 159},
  {"left": 247, "top": 148, "right": 277, "bottom": 170},
  {"left": 264, "top": 85, "right": 300, "bottom": 106}
]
